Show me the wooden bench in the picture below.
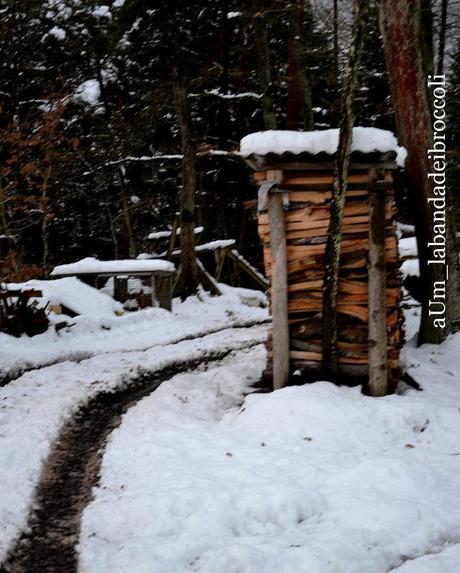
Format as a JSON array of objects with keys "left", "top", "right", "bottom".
[{"left": 51, "top": 259, "right": 176, "bottom": 311}]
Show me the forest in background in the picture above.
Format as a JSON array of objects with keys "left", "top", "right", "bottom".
[{"left": 0, "top": 0, "right": 458, "bottom": 280}]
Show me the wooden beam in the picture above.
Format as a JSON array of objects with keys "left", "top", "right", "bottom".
[
  {"left": 227, "top": 249, "right": 269, "bottom": 290},
  {"left": 368, "top": 172, "right": 389, "bottom": 396},
  {"left": 267, "top": 169, "right": 290, "bottom": 390},
  {"left": 196, "top": 259, "right": 223, "bottom": 296}
]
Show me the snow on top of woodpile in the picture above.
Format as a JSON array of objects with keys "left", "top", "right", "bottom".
[
  {"left": 240, "top": 127, "right": 407, "bottom": 166},
  {"left": 51, "top": 257, "right": 175, "bottom": 276}
]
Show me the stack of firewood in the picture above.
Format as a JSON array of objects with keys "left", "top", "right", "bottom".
[{"left": 255, "top": 169, "right": 402, "bottom": 382}]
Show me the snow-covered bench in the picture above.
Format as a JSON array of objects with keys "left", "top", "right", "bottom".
[{"left": 51, "top": 257, "right": 175, "bottom": 311}]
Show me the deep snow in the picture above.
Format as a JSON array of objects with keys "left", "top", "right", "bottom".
[{"left": 78, "top": 333, "right": 460, "bottom": 573}]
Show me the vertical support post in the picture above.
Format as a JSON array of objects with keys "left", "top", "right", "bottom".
[
  {"left": 267, "top": 169, "right": 289, "bottom": 390},
  {"left": 167, "top": 214, "right": 180, "bottom": 260},
  {"left": 156, "top": 274, "right": 173, "bottom": 311},
  {"left": 114, "top": 276, "right": 128, "bottom": 302},
  {"left": 368, "top": 171, "right": 388, "bottom": 396},
  {"left": 150, "top": 274, "right": 156, "bottom": 307}
]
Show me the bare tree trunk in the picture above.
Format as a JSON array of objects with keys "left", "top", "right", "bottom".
[
  {"left": 437, "top": 0, "right": 448, "bottom": 75},
  {"left": 252, "top": 0, "right": 277, "bottom": 130},
  {"left": 380, "top": 0, "right": 460, "bottom": 343},
  {"left": 330, "top": 0, "right": 341, "bottom": 126},
  {"left": 172, "top": 66, "right": 199, "bottom": 301},
  {"left": 118, "top": 167, "right": 136, "bottom": 258},
  {"left": 322, "top": 0, "right": 368, "bottom": 379},
  {"left": 333, "top": 0, "right": 339, "bottom": 86},
  {"left": 287, "top": 0, "right": 313, "bottom": 130},
  {"left": 105, "top": 201, "right": 119, "bottom": 260},
  {"left": 41, "top": 166, "right": 52, "bottom": 278},
  {"left": 419, "top": 0, "right": 434, "bottom": 78}
]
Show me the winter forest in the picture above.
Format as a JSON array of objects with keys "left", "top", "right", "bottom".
[{"left": 1, "top": 1, "right": 460, "bottom": 572}]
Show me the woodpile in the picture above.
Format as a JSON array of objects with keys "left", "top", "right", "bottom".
[{"left": 254, "top": 168, "right": 403, "bottom": 387}]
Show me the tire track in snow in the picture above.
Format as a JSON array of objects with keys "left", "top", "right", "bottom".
[
  {"left": 0, "top": 317, "right": 270, "bottom": 386},
  {"left": 386, "top": 541, "right": 460, "bottom": 572},
  {"left": 0, "top": 332, "right": 266, "bottom": 573}
]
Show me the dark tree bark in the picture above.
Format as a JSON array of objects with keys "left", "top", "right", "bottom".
[
  {"left": 328, "top": 0, "right": 341, "bottom": 127},
  {"left": 380, "top": 0, "right": 460, "bottom": 343},
  {"left": 252, "top": 0, "right": 277, "bottom": 130},
  {"left": 41, "top": 167, "right": 51, "bottom": 277},
  {"left": 322, "top": 0, "right": 368, "bottom": 379},
  {"left": 333, "top": 0, "right": 339, "bottom": 86},
  {"left": 437, "top": 0, "right": 448, "bottom": 75},
  {"left": 104, "top": 200, "right": 119, "bottom": 260},
  {"left": 286, "top": 0, "right": 313, "bottom": 130},
  {"left": 118, "top": 168, "right": 136, "bottom": 258},
  {"left": 419, "top": 0, "right": 434, "bottom": 78},
  {"left": 172, "top": 66, "right": 199, "bottom": 301}
]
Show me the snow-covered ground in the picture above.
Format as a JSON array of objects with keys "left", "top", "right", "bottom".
[
  {"left": 79, "top": 329, "right": 460, "bottom": 573},
  {"left": 0, "top": 286, "right": 269, "bottom": 564},
  {"left": 0, "top": 286, "right": 268, "bottom": 381},
  {"left": 1, "top": 271, "right": 459, "bottom": 573}
]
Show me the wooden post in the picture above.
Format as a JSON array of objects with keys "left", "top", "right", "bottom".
[
  {"left": 114, "top": 276, "right": 128, "bottom": 302},
  {"left": 214, "top": 248, "right": 226, "bottom": 282},
  {"left": 368, "top": 173, "right": 388, "bottom": 396},
  {"left": 267, "top": 169, "right": 289, "bottom": 390},
  {"left": 156, "top": 274, "right": 173, "bottom": 311},
  {"left": 150, "top": 274, "right": 156, "bottom": 307},
  {"left": 167, "top": 214, "right": 180, "bottom": 260}
]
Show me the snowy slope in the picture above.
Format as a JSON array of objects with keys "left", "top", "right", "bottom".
[{"left": 79, "top": 334, "right": 460, "bottom": 573}]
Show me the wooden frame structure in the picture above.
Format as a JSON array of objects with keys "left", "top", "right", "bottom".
[
  {"left": 51, "top": 267, "right": 174, "bottom": 311},
  {"left": 246, "top": 151, "right": 403, "bottom": 394},
  {"left": 147, "top": 223, "right": 270, "bottom": 294}
]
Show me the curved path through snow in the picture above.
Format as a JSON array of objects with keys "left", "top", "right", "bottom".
[{"left": 0, "top": 324, "right": 268, "bottom": 571}]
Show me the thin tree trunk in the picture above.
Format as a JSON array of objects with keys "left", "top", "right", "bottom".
[
  {"left": 321, "top": 0, "right": 368, "bottom": 379},
  {"left": 0, "top": 182, "right": 10, "bottom": 238},
  {"left": 437, "top": 0, "right": 448, "bottom": 75},
  {"left": 380, "top": 0, "right": 459, "bottom": 343},
  {"left": 105, "top": 201, "right": 119, "bottom": 260},
  {"left": 41, "top": 166, "right": 52, "bottom": 277},
  {"left": 419, "top": 0, "right": 434, "bottom": 78},
  {"left": 330, "top": 0, "right": 341, "bottom": 126},
  {"left": 252, "top": 0, "right": 277, "bottom": 130},
  {"left": 333, "top": 0, "right": 339, "bottom": 87},
  {"left": 287, "top": 0, "right": 313, "bottom": 130},
  {"left": 118, "top": 167, "right": 136, "bottom": 258},
  {"left": 172, "top": 66, "right": 199, "bottom": 301}
]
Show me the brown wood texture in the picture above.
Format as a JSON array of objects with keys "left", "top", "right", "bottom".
[{"left": 257, "top": 168, "right": 402, "bottom": 381}]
